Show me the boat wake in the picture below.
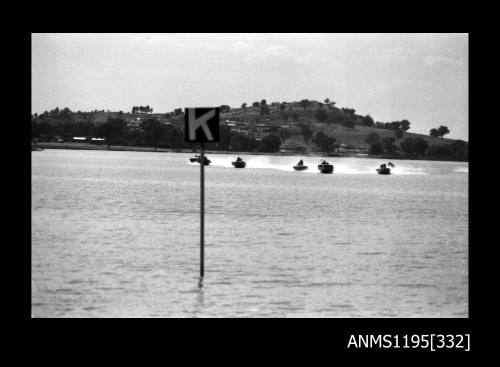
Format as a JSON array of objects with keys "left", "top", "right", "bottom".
[
  {"left": 206, "top": 157, "right": 234, "bottom": 168},
  {"left": 245, "top": 156, "right": 300, "bottom": 172},
  {"left": 389, "top": 165, "right": 428, "bottom": 175},
  {"left": 200, "top": 156, "right": 297, "bottom": 172},
  {"left": 332, "top": 164, "right": 373, "bottom": 174},
  {"left": 207, "top": 156, "right": 429, "bottom": 175}
]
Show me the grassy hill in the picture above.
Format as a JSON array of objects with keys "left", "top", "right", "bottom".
[
  {"left": 32, "top": 100, "right": 466, "bottom": 159},
  {"left": 213, "top": 101, "right": 459, "bottom": 153}
]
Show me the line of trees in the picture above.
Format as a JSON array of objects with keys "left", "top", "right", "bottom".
[
  {"left": 32, "top": 119, "right": 97, "bottom": 141},
  {"left": 299, "top": 123, "right": 314, "bottom": 149},
  {"left": 131, "top": 105, "right": 153, "bottom": 114},
  {"left": 426, "top": 140, "right": 468, "bottom": 161},
  {"left": 236, "top": 98, "right": 413, "bottom": 134},
  {"left": 429, "top": 125, "right": 450, "bottom": 139},
  {"left": 373, "top": 119, "right": 411, "bottom": 132},
  {"left": 33, "top": 103, "right": 464, "bottom": 160},
  {"left": 308, "top": 105, "right": 411, "bottom": 132},
  {"left": 312, "top": 132, "right": 337, "bottom": 155},
  {"left": 227, "top": 131, "right": 282, "bottom": 153},
  {"left": 365, "top": 132, "right": 398, "bottom": 155},
  {"left": 364, "top": 132, "right": 467, "bottom": 161},
  {"left": 32, "top": 116, "right": 286, "bottom": 153},
  {"left": 36, "top": 107, "right": 75, "bottom": 120},
  {"left": 260, "top": 105, "right": 271, "bottom": 116}
]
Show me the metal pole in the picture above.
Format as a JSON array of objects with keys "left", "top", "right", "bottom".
[{"left": 200, "top": 142, "right": 205, "bottom": 281}]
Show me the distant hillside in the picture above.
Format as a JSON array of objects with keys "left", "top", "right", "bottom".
[
  {"left": 214, "top": 100, "right": 461, "bottom": 152},
  {"left": 32, "top": 100, "right": 467, "bottom": 160}
]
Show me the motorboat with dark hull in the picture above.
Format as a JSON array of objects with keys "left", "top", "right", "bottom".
[
  {"left": 293, "top": 165, "right": 308, "bottom": 171},
  {"left": 190, "top": 156, "right": 211, "bottom": 165},
  {"left": 231, "top": 157, "right": 246, "bottom": 168},
  {"left": 376, "top": 167, "right": 391, "bottom": 174},
  {"left": 318, "top": 162, "right": 334, "bottom": 174},
  {"left": 293, "top": 160, "right": 308, "bottom": 171},
  {"left": 376, "top": 163, "right": 391, "bottom": 174},
  {"left": 232, "top": 160, "right": 246, "bottom": 168}
]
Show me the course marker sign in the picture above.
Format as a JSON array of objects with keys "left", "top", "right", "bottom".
[{"left": 184, "top": 108, "right": 220, "bottom": 143}]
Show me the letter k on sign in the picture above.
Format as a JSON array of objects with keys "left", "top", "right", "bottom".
[{"left": 184, "top": 108, "right": 220, "bottom": 143}]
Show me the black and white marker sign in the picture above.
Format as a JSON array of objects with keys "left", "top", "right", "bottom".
[{"left": 184, "top": 108, "right": 220, "bottom": 143}]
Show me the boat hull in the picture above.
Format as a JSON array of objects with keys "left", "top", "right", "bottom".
[
  {"left": 293, "top": 166, "right": 308, "bottom": 171},
  {"left": 376, "top": 168, "right": 391, "bottom": 174},
  {"left": 318, "top": 164, "right": 334, "bottom": 173},
  {"left": 190, "top": 157, "right": 210, "bottom": 165},
  {"left": 232, "top": 161, "right": 246, "bottom": 168}
]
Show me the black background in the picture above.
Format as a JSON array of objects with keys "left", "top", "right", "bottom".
[{"left": 12, "top": 9, "right": 484, "bottom": 356}]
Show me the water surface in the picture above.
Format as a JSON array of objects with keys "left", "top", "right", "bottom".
[{"left": 32, "top": 150, "right": 468, "bottom": 317}]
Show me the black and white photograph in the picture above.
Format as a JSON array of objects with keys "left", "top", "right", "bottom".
[{"left": 31, "top": 33, "right": 468, "bottom": 320}]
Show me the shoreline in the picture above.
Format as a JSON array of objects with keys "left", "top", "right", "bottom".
[
  {"left": 33, "top": 142, "right": 468, "bottom": 162},
  {"left": 34, "top": 142, "right": 330, "bottom": 157}
]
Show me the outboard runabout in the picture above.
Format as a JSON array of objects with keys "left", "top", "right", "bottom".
[{"left": 318, "top": 160, "right": 334, "bottom": 174}]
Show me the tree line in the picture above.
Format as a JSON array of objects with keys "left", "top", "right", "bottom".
[
  {"left": 257, "top": 100, "right": 412, "bottom": 132},
  {"left": 429, "top": 126, "right": 450, "bottom": 139},
  {"left": 239, "top": 98, "right": 412, "bottom": 133},
  {"left": 32, "top": 115, "right": 467, "bottom": 160},
  {"left": 131, "top": 105, "right": 153, "bottom": 114},
  {"left": 364, "top": 132, "right": 468, "bottom": 161},
  {"left": 32, "top": 103, "right": 465, "bottom": 160},
  {"left": 31, "top": 116, "right": 286, "bottom": 153}
]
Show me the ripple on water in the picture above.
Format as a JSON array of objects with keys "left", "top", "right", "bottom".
[
  {"left": 83, "top": 306, "right": 99, "bottom": 311},
  {"left": 67, "top": 279, "right": 83, "bottom": 284},
  {"left": 393, "top": 283, "right": 437, "bottom": 288},
  {"left": 319, "top": 304, "right": 354, "bottom": 310},
  {"left": 294, "top": 282, "right": 353, "bottom": 287},
  {"left": 51, "top": 288, "right": 83, "bottom": 295},
  {"left": 97, "top": 286, "right": 124, "bottom": 291}
]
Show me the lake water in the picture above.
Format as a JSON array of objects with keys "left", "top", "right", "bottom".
[{"left": 31, "top": 149, "right": 468, "bottom": 317}]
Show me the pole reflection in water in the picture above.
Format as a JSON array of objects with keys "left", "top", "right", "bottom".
[{"left": 192, "top": 284, "right": 205, "bottom": 317}]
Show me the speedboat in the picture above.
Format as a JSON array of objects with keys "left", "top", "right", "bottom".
[
  {"left": 388, "top": 162, "right": 395, "bottom": 168},
  {"left": 293, "top": 165, "right": 308, "bottom": 171},
  {"left": 318, "top": 161, "right": 334, "bottom": 174},
  {"left": 190, "top": 156, "right": 211, "bottom": 165},
  {"left": 376, "top": 167, "right": 391, "bottom": 174},
  {"left": 293, "top": 160, "right": 308, "bottom": 171},
  {"left": 232, "top": 160, "right": 246, "bottom": 168}
]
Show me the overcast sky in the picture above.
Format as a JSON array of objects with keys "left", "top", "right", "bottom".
[{"left": 32, "top": 33, "right": 468, "bottom": 140}]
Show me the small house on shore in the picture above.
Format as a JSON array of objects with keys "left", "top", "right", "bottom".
[
  {"left": 71, "top": 136, "right": 105, "bottom": 144},
  {"left": 90, "top": 138, "right": 105, "bottom": 144}
]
